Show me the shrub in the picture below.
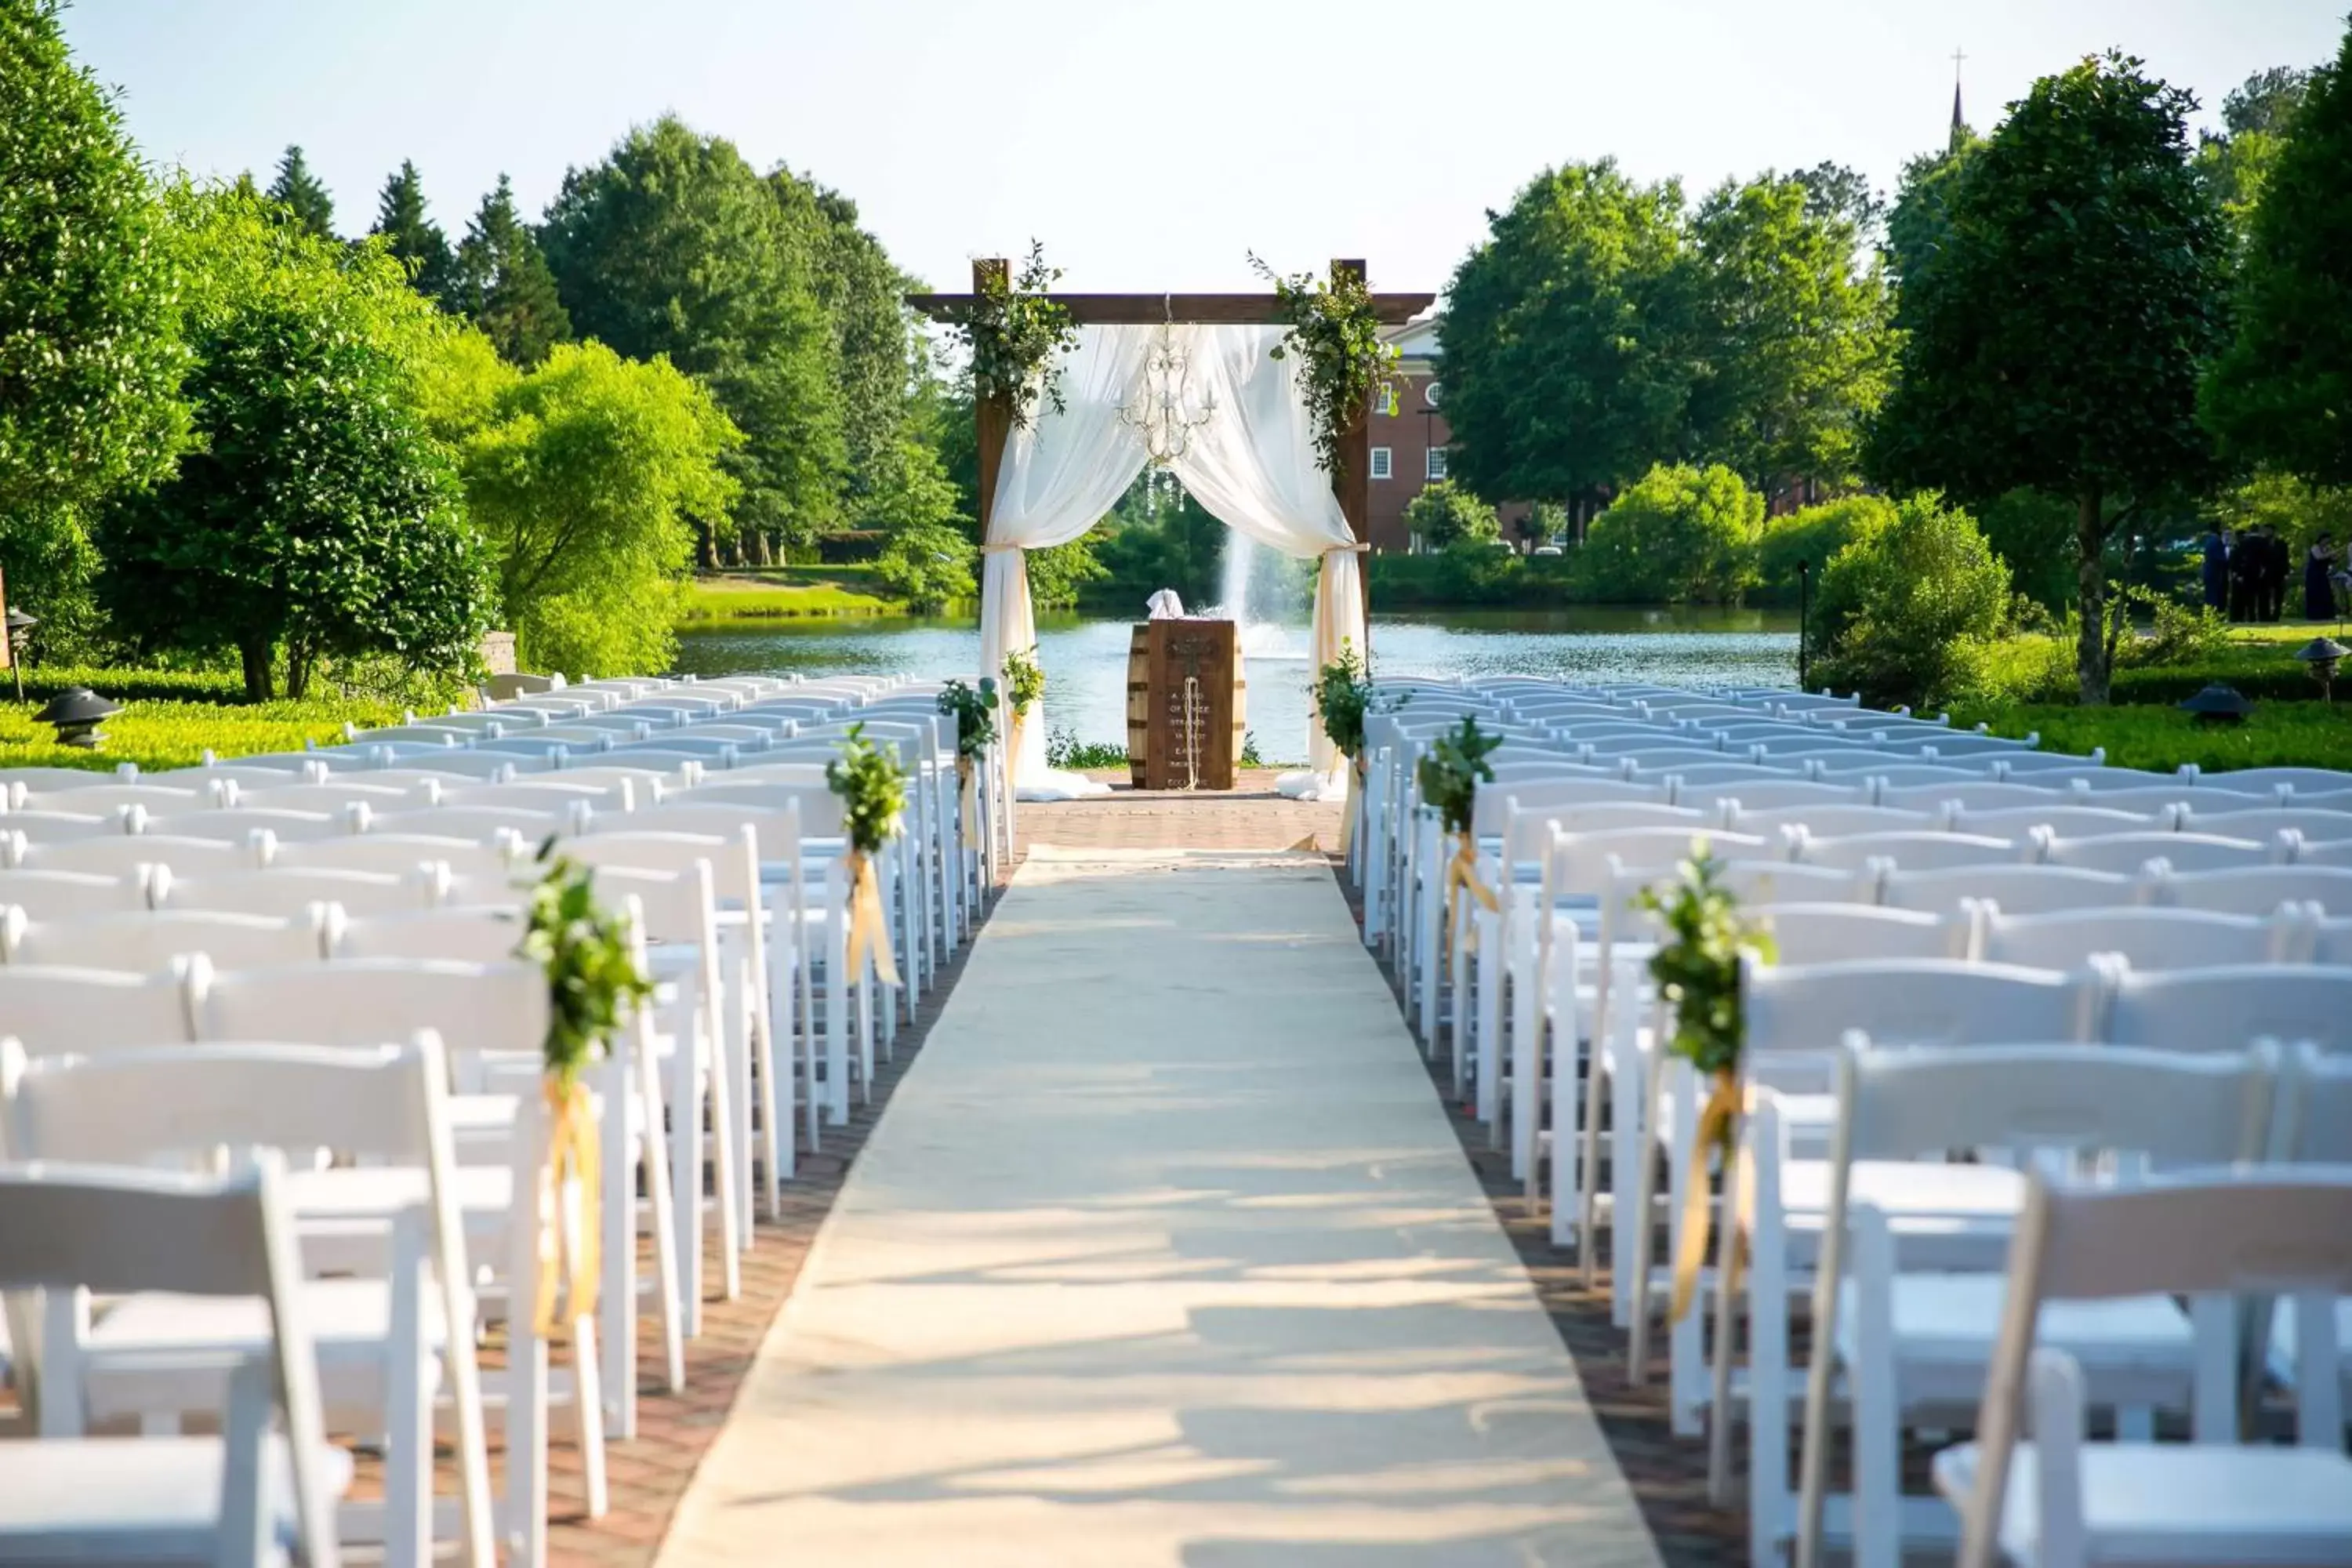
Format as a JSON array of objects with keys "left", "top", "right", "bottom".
[
  {"left": 1755, "top": 495, "right": 1893, "bottom": 605},
  {"left": 1573, "top": 463, "right": 1762, "bottom": 604},
  {"left": 1404, "top": 480, "right": 1500, "bottom": 550},
  {"left": 1809, "top": 493, "right": 2009, "bottom": 708},
  {"left": 0, "top": 695, "right": 402, "bottom": 773},
  {"left": 1044, "top": 729, "right": 1127, "bottom": 770}
]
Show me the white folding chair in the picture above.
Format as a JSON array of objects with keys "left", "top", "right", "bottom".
[
  {"left": 0, "top": 867, "right": 152, "bottom": 920},
  {"left": 0, "top": 961, "right": 194, "bottom": 1054},
  {"left": 1951, "top": 804, "right": 2175, "bottom": 839},
  {"left": 1881, "top": 864, "right": 2138, "bottom": 918},
  {"left": 1941, "top": 1169, "right": 2352, "bottom": 1568},
  {"left": 1791, "top": 830, "right": 2020, "bottom": 873},
  {"left": 2042, "top": 830, "right": 2273, "bottom": 876},
  {"left": 1974, "top": 904, "right": 2295, "bottom": 971},
  {"left": 2, "top": 908, "right": 325, "bottom": 971},
  {"left": 2102, "top": 961, "right": 2352, "bottom": 1054},
  {"left": 156, "top": 866, "right": 437, "bottom": 917},
  {"left": 2142, "top": 863, "right": 2352, "bottom": 916},
  {"left": 145, "top": 808, "right": 359, "bottom": 844},
  {"left": 269, "top": 833, "right": 524, "bottom": 883},
  {"left": 0, "top": 1158, "right": 343, "bottom": 1568}
]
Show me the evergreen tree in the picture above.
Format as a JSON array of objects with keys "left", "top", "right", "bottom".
[
  {"left": 453, "top": 175, "right": 571, "bottom": 368},
  {"left": 370, "top": 159, "right": 455, "bottom": 304},
  {"left": 264, "top": 143, "right": 336, "bottom": 239}
]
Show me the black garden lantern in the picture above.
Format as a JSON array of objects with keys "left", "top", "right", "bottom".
[
  {"left": 2176, "top": 683, "right": 2255, "bottom": 728},
  {"left": 2293, "top": 637, "right": 2347, "bottom": 703},
  {"left": 34, "top": 686, "right": 122, "bottom": 749}
]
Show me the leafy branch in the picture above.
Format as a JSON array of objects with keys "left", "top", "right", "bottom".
[
  {"left": 1312, "top": 639, "right": 1374, "bottom": 758},
  {"left": 935, "top": 676, "right": 1000, "bottom": 759},
  {"left": 1001, "top": 647, "right": 1044, "bottom": 718},
  {"left": 1636, "top": 850, "right": 1776, "bottom": 1080},
  {"left": 945, "top": 240, "right": 1079, "bottom": 431},
  {"left": 1414, "top": 715, "right": 1502, "bottom": 836},
  {"left": 1251, "top": 253, "right": 1402, "bottom": 479},
  {"left": 518, "top": 838, "right": 654, "bottom": 1086},
  {"left": 826, "top": 722, "right": 906, "bottom": 855}
]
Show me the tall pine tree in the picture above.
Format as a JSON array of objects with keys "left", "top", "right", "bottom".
[
  {"left": 370, "top": 159, "right": 455, "bottom": 305},
  {"left": 454, "top": 175, "right": 570, "bottom": 367},
  {"left": 265, "top": 144, "right": 336, "bottom": 239}
]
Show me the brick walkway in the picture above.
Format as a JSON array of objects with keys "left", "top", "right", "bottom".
[{"left": 1018, "top": 770, "right": 1345, "bottom": 852}]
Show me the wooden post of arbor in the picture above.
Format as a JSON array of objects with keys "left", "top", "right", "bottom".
[
  {"left": 1330, "top": 257, "right": 1374, "bottom": 641},
  {"left": 971, "top": 257, "right": 1012, "bottom": 548}
]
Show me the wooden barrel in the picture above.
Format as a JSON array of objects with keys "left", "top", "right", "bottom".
[{"left": 1125, "top": 624, "right": 1150, "bottom": 787}]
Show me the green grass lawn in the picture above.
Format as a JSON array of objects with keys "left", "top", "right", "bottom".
[
  {"left": 678, "top": 571, "right": 902, "bottom": 622},
  {"left": 0, "top": 695, "right": 400, "bottom": 774},
  {"left": 1955, "top": 699, "right": 2352, "bottom": 775}
]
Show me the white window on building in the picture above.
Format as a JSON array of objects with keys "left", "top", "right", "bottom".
[
  {"left": 1425, "top": 447, "right": 1448, "bottom": 481},
  {"left": 1375, "top": 386, "right": 1399, "bottom": 417},
  {"left": 1369, "top": 446, "right": 1393, "bottom": 481}
]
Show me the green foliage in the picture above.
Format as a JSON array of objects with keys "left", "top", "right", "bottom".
[
  {"left": 1001, "top": 646, "right": 1043, "bottom": 717},
  {"left": 1312, "top": 640, "right": 1374, "bottom": 758},
  {"left": 1404, "top": 480, "right": 1500, "bottom": 551},
  {"left": 0, "top": 503, "right": 106, "bottom": 659},
  {"left": 1414, "top": 716, "right": 1502, "bottom": 835},
  {"left": 935, "top": 677, "right": 998, "bottom": 759},
  {"left": 96, "top": 187, "right": 495, "bottom": 701},
  {"left": 462, "top": 339, "right": 740, "bottom": 677},
  {"left": 826, "top": 722, "right": 906, "bottom": 855},
  {"left": 452, "top": 175, "right": 570, "bottom": 368},
  {"left": 1974, "top": 488, "right": 2081, "bottom": 610},
  {"left": 2208, "top": 470, "right": 2352, "bottom": 561},
  {"left": 540, "top": 116, "right": 844, "bottom": 548},
  {"left": 517, "top": 842, "right": 653, "bottom": 1085},
  {"left": 1686, "top": 172, "right": 1893, "bottom": 499},
  {"left": 861, "top": 434, "right": 971, "bottom": 614},
  {"left": 1252, "top": 253, "right": 1403, "bottom": 479},
  {"left": 1087, "top": 480, "right": 1227, "bottom": 608},
  {"left": 1638, "top": 850, "right": 1776, "bottom": 1080},
  {"left": 942, "top": 240, "right": 1077, "bottom": 430},
  {"left": 1573, "top": 463, "right": 1762, "bottom": 604},
  {"left": 1755, "top": 494, "right": 1892, "bottom": 604},
  {"left": 1810, "top": 493, "right": 2012, "bottom": 710},
  {"left": 2204, "top": 30, "right": 2352, "bottom": 487},
  {"left": 1867, "top": 53, "right": 2229, "bottom": 704},
  {"left": 1956, "top": 700, "right": 2352, "bottom": 775},
  {"left": 1366, "top": 550, "right": 1577, "bottom": 608},
  {"left": 1439, "top": 160, "right": 1697, "bottom": 506},
  {"left": 1881, "top": 129, "right": 1980, "bottom": 289},
  {"left": 0, "top": 693, "right": 401, "bottom": 772},
  {"left": 1023, "top": 538, "right": 1107, "bottom": 610},
  {"left": 1045, "top": 730, "right": 1126, "bottom": 771},
  {"left": 264, "top": 144, "right": 336, "bottom": 240},
  {"left": 370, "top": 159, "right": 456, "bottom": 305},
  {"left": 0, "top": 0, "right": 190, "bottom": 523},
  {"left": 797, "top": 182, "right": 920, "bottom": 496},
  {"left": 2194, "top": 67, "right": 2310, "bottom": 239}
]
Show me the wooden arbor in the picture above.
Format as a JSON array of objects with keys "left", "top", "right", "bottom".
[{"left": 907, "top": 260, "right": 1436, "bottom": 631}]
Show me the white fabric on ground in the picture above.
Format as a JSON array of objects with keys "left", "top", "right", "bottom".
[{"left": 658, "top": 848, "right": 1662, "bottom": 1568}]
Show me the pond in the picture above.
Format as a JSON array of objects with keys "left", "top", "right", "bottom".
[{"left": 673, "top": 606, "right": 1801, "bottom": 764}]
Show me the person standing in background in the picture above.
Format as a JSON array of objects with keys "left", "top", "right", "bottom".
[
  {"left": 2231, "top": 526, "right": 2263, "bottom": 621},
  {"left": 2307, "top": 533, "right": 2339, "bottom": 622},
  {"left": 2202, "top": 523, "right": 2230, "bottom": 613},
  {"left": 2266, "top": 524, "right": 2293, "bottom": 621}
]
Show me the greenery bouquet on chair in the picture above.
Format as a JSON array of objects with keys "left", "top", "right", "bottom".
[
  {"left": 936, "top": 677, "right": 1000, "bottom": 855},
  {"left": 1312, "top": 639, "right": 1375, "bottom": 851},
  {"left": 1415, "top": 715, "right": 1504, "bottom": 958},
  {"left": 1636, "top": 848, "right": 1775, "bottom": 1325},
  {"left": 827, "top": 724, "right": 906, "bottom": 988},
  {"left": 517, "top": 839, "right": 652, "bottom": 1337}
]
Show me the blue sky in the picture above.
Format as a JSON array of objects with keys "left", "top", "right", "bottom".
[{"left": 64, "top": 0, "right": 2347, "bottom": 297}]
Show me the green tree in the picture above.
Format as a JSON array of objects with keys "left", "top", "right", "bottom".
[
  {"left": 1867, "top": 53, "right": 2228, "bottom": 704},
  {"left": 1881, "top": 129, "right": 1980, "bottom": 289},
  {"left": 0, "top": 0, "right": 189, "bottom": 539},
  {"left": 265, "top": 143, "right": 336, "bottom": 240},
  {"left": 1791, "top": 161, "right": 1884, "bottom": 241},
  {"left": 1687, "top": 173, "right": 1894, "bottom": 503},
  {"left": 371, "top": 158, "right": 456, "bottom": 305},
  {"left": 452, "top": 174, "right": 570, "bottom": 368},
  {"left": 869, "top": 439, "right": 974, "bottom": 615},
  {"left": 1404, "top": 479, "right": 1500, "bottom": 550},
  {"left": 461, "top": 339, "right": 738, "bottom": 675},
  {"left": 1755, "top": 493, "right": 1893, "bottom": 604},
  {"left": 788, "top": 178, "right": 916, "bottom": 495},
  {"left": 1811, "top": 493, "right": 2009, "bottom": 707},
  {"left": 2194, "top": 64, "right": 2310, "bottom": 235},
  {"left": 2204, "top": 30, "right": 2352, "bottom": 486},
  {"left": 1439, "top": 161, "right": 1698, "bottom": 512},
  {"left": 1974, "top": 488, "right": 2080, "bottom": 611},
  {"left": 98, "top": 189, "right": 494, "bottom": 699},
  {"left": 1573, "top": 463, "right": 1762, "bottom": 604},
  {"left": 541, "top": 117, "right": 844, "bottom": 560}
]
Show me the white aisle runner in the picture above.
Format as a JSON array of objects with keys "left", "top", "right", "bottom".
[{"left": 658, "top": 848, "right": 1662, "bottom": 1567}]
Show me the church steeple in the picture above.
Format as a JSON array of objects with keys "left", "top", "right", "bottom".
[{"left": 1949, "top": 47, "right": 1969, "bottom": 151}]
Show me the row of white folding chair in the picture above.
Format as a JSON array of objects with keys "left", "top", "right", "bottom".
[
  {"left": 0, "top": 1154, "right": 346, "bottom": 1566},
  {"left": 0, "top": 1035, "right": 499, "bottom": 1565},
  {"left": 1666, "top": 957, "right": 2352, "bottom": 1562},
  {"left": 1789, "top": 1040, "right": 2352, "bottom": 1568}
]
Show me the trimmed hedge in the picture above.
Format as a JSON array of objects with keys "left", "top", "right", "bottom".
[
  {"left": 1, "top": 695, "right": 401, "bottom": 773},
  {"left": 12, "top": 665, "right": 247, "bottom": 704},
  {"left": 1367, "top": 550, "right": 1574, "bottom": 608}
]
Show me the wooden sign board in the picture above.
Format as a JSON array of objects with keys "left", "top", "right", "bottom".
[{"left": 1125, "top": 619, "right": 1243, "bottom": 790}]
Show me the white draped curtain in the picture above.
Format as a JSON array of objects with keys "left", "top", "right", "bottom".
[{"left": 980, "top": 323, "right": 1365, "bottom": 798}]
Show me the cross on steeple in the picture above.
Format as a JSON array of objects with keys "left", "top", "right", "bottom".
[{"left": 1949, "top": 45, "right": 1969, "bottom": 150}]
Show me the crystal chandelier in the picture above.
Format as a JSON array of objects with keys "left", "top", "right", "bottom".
[{"left": 1119, "top": 307, "right": 1216, "bottom": 468}]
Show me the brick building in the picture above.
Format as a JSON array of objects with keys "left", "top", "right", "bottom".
[{"left": 1365, "top": 314, "right": 1533, "bottom": 552}]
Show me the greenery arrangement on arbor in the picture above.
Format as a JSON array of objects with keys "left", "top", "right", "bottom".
[
  {"left": 1251, "top": 253, "right": 1401, "bottom": 481},
  {"left": 1866, "top": 52, "right": 2229, "bottom": 706},
  {"left": 1002, "top": 647, "right": 1044, "bottom": 718},
  {"left": 1414, "top": 715, "right": 1503, "bottom": 837},
  {"left": 946, "top": 240, "right": 1078, "bottom": 431},
  {"left": 1312, "top": 640, "right": 1374, "bottom": 760},
  {"left": 935, "top": 677, "right": 1000, "bottom": 759}
]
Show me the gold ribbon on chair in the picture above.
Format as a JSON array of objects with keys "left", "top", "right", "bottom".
[
  {"left": 956, "top": 753, "right": 982, "bottom": 848},
  {"left": 844, "top": 846, "right": 901, "bottom": 988},
  {"left": 532, "top": 1073, "right": 602, "bottom": 1339},
  {"left": 1668, "top": 1068, "right": 1747, "bottom": 1324},
  {"left": 1444, "top": 828, "right": 1499, "bottom": 956}
]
